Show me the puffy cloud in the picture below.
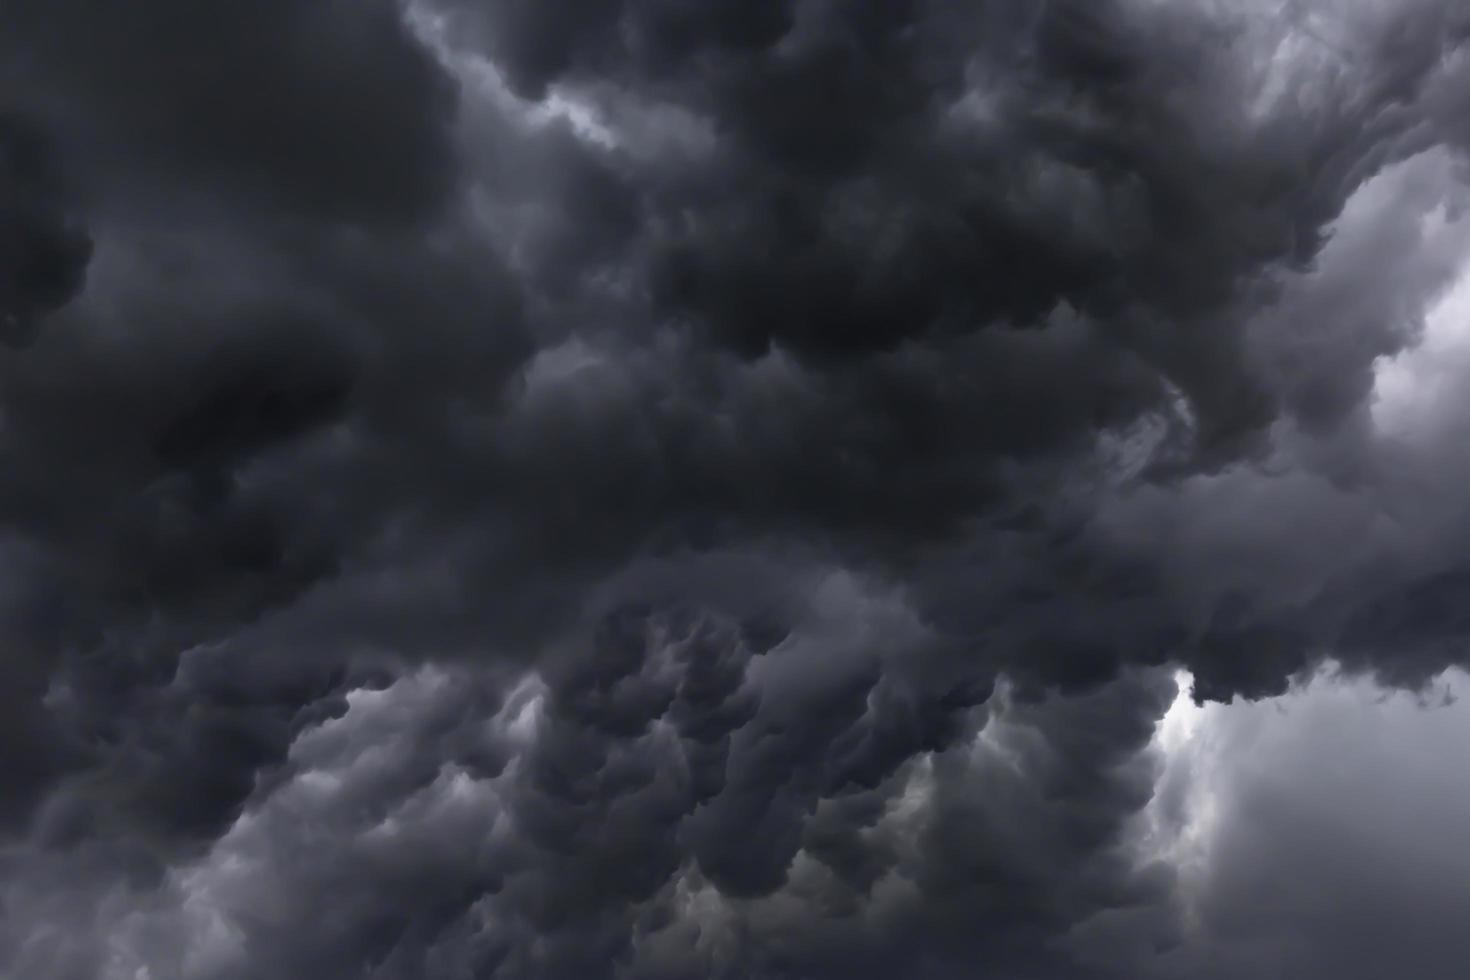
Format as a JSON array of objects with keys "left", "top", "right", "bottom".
[
  {"left": 2, "top": 634, "right": 1179, "bottom": 980},
  {"left": 4, "top": 0, "right": 1470, "bottom": 976}
]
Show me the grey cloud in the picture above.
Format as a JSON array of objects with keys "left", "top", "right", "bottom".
[
  {"left": 4, "top": 0, "right": 1470, "bottom": 977},
  {"left": 1, "top": 636, "right": 1180, "bottom": 980},
  {"left": 1074, "top": 668, "right": 1470, "bottom": 980},
  {"left": 2, "top": 0, "right": 459, "bottom": 225},
  {"left": 0, "top": 112, "right": 91, "bottom": 346}
]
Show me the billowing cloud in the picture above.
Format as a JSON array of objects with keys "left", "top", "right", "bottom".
[{"left": 3, "top": 0, "right": 1470, "bottom": 976}]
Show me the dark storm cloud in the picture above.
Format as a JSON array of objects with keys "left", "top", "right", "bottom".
[
  {"left": 442, "top": 0, "right": 1465, "bottom": 453},
  {"left": 5, "top": 0, "right": 1470, "bottom": 977},
  {"left": 0, "top": 612, "right": 1177, "bottom": 980},
  {"left": 0, "top": 112, "right": 92, "bottom": 346},
  {"left": 1, "top": 0, "right": 459, "bottom": 224},
  {"left": 0, "top": 0, "right": 516, "bottom": 854}
]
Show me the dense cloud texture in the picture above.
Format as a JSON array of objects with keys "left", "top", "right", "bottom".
[{"left": 4, "top": 0, "right": 1470, "bottom": 976}]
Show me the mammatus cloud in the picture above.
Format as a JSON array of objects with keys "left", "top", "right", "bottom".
[{"left": 3, "top": 0, "right": 1470, "bottom": 976}]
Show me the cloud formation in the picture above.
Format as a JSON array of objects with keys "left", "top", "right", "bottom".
[
  {"left": 4, "top": 0, "right": 1470, "bottom": 976},
  {"left": 0, "top": 112, "right": 92, "bottom": 346}
]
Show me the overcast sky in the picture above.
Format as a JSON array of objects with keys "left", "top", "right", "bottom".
[{"left": 4, "top": 1, "right": 1470, "bottom": 977}]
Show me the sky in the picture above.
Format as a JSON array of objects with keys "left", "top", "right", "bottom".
[{"left": 3, "top": 0, "right": 1470, "bottom": 977}]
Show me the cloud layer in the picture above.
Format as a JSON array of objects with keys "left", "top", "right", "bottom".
[{"left": 4, "top": 0, "right": 1470, "bottom": 976}]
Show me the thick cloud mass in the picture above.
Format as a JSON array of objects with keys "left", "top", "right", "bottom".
[
  {"left": 0, "top": 112, "right": 92, "bottom": 346},
  {"left": 4, "top": 0, "right": 1470, "bottom": 976}
]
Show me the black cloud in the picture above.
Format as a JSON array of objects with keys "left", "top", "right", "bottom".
[
  {"left": 3, "top": 0, "right": 1470, "bottom": 977},
  {"left": 0, "top": 112, "right": 92, "bottom": 346},
  {"left": 2, "top": 0, "right": 459, "bottom": 224}
]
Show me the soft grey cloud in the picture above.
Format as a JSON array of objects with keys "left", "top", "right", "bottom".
[{"left": 1070, "top": 666, "right": 1470, "bottom": 980}]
